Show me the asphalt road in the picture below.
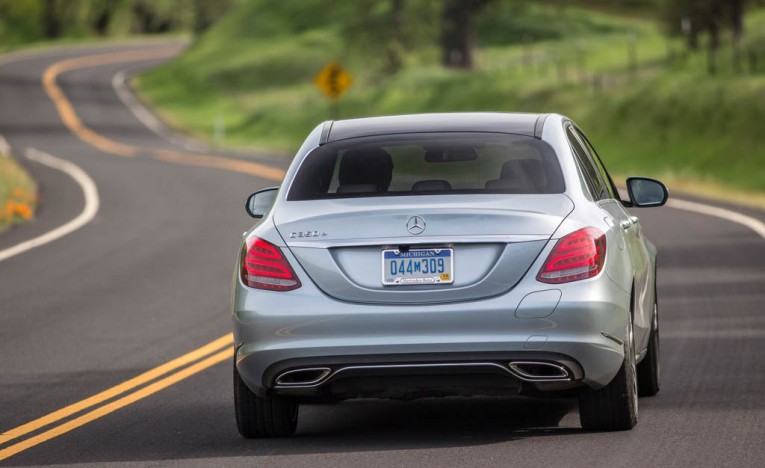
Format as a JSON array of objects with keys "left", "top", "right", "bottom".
[{"left": 0, "top": 43, "right": 763, "bottom": 467}]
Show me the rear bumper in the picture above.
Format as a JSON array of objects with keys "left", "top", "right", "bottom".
[
  {"left": 232, "top": 268, "right": 631, "bottom": 399},
  {"left": 241, "top": 350, "right": 586, "bottom": 400}
]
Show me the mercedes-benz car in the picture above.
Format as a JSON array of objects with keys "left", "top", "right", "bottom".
[{"left": 232, "top": 113, "right": 667, "bottom": 437}]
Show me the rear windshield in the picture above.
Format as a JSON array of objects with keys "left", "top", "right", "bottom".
[{"left": 287, "top": 132, "right": 564, "bottom": 201}]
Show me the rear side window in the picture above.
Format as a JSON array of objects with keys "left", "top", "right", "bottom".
[
  {"left": 566, "top": 127, "right": 607, "bottom": 200},
  {"left": 287, "top": 133, "right": 565, "bottom": 200},
  {"left": 572, "top": 127, "right": 620, "bottom": 201}
]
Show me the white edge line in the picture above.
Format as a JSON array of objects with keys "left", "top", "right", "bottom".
[
  {"left": 112, "top": 69, "right": 210, "bottom": 152},
  {"left": 0, "top": 149, "right": 100, "bottom": 262},
  {"left": 666, "top": 198, "right": 765, "bottom": 239}
]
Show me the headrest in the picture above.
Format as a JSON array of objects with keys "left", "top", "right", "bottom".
[
  {"left": 499, "top": 159, "right": 546, "bottom": 189},
  {"left": 338, "top": 148, "right": 393, "bottom": 192},
  {"left": 412, "top": 179, "right": 452, "bottom": 192}
]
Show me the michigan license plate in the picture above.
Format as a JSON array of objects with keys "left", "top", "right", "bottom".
[{"left": 382, "top": 248, "right": 454, "bottom": 286}]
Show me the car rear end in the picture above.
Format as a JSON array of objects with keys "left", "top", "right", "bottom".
[{"left": 232, "top": 121, "right": 630, "bottom": 405}]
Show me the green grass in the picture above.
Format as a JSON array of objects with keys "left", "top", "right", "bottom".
[
  {"left": 135, "top": 1, "right": 765, "bottom": 197},
  {"left": 0, "top": 154, "right": 37, "bottom": 230}
]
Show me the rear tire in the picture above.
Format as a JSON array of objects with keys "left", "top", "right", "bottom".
[
  {"left": 234, "top": 362, "right": 298, "bottom": 438},
  {"left": 579, "top": 320, "right": 639, "bottom": 431},
  {"left": 637, "top": 300, "right": 660, "bottom": 396}
]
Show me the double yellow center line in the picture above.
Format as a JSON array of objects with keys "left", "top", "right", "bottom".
[
  {"left": 1, "top": 46, "right": 286, "bottom": 461},
  {"left": 0, "top": 334, "right": 233, "bottom": 461}
]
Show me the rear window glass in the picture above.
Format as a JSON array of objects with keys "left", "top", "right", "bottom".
[{"left": 287, "top": 133, "right": 565, "bottom": 201}]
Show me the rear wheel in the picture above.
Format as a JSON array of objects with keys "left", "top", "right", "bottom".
[
  {"left": 234, "top": 362, "right": 298, "bottom": 438},
  {"left": 637, "top": 300, "right": 661, "bottom": 396},
  {"left": 578, "top": 320, "right": 639, "bottom": 431}
]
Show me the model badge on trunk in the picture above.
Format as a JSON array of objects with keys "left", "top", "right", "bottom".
[{"left": 290, "top": 231, "right": 327, "bottom": 238}]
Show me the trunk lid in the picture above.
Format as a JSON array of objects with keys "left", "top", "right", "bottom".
[{"left": 274, "top": 194, "right": 574, "bottom": 304}]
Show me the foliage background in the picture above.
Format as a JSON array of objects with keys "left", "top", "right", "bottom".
[{"left": 1, "top": 0, "right": 764, "bottom": 203}]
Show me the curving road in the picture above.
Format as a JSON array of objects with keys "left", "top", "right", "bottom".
[{"left": 0, "top": 42, "right": 763, "bottom": 467}]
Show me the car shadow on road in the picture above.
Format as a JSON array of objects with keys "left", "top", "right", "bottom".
[
  {"left": 296, "top": 396, "right": 579, "bottom": 441},
  {"left": 200, "top": 397, "right": 583, "bottom": 462},
  {"left": 201, "top": 397, "right": 580, "bottom": 459}
]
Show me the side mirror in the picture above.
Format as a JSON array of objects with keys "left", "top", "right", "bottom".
[
  {"left": 626, "top": 177, "right": 668, "bottom": 207},
  {"left": 245, "top": 187, "right": 279, "bottom": 218}
]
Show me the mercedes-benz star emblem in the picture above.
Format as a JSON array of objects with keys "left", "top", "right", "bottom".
[{"left": 406, "top": 216, "right": 426, "bottom": 235}]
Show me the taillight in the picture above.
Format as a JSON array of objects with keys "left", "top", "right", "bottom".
[
  {"left": 241, "top": 237, "right": 301, "bottom": 291},
  {"left": 537, "top": 227, "right": 606, "bottom": 284}
]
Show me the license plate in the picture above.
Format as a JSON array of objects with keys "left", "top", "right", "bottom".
[{"left": 382, "top": 248, "right": 454, "bottom": 286}]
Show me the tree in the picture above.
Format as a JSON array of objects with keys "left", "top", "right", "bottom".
[
  {"left": 193, "top": 0, "right": 235, "bottom": 35},
  {"left": 88, "top": 0, "right": 118, "bottom": 36},
  {"left": 664, "top": 0, "right": 750, "bottom": 74},
  {"left": 41, "top": 0, "right": 85, "bottom": 39},
  {"left": 729, "top": 0, "right": 745, "bottom": 43},
  {"left": 440, "top": 0, "right": 494, "bottom": 69},
  {"left": 665, "top": 0, "right": 748, "bottom": 51},
  {"left": 344, "top": 0, "right": 437, "bottom": 76},
  {"left": 42, "top": 0, "right": 63, "bottom": 39},
  {"left": 346, "top": 0, "right": 522, "bottom": 73}
]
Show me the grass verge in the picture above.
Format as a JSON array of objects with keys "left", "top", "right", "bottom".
[
  {"left": 0, "top": 153, "right": 38, "bottom": 231},
  {"left": 135, "top": 1, "right": 765, "bottom": 204}
]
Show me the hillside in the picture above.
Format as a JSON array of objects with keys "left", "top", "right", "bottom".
[{"left": 135, "top": 1, "right": 765, "bottom": 197}]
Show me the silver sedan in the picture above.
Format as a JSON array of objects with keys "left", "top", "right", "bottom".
[{"left": 232, "top": 113, "right": 667, "bottom": 437}]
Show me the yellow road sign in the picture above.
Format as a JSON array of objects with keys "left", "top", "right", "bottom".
[{"left": 314, "top": 61, "right": 353, "bottom": 100}]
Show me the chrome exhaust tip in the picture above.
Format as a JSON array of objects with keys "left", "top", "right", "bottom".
[
  {"left": 508, "top": 361, "right": 571, "bottom": 381},
  {"left": 275, "top": 367, "right": 332, "bottom": 387}
]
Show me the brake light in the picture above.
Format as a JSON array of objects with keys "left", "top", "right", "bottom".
[
  {"left": 537, "top": 227, "right": 606, "bottom": 284},
  {"left": 241, "top": 237, "right": 301, "bottom": 291}
]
